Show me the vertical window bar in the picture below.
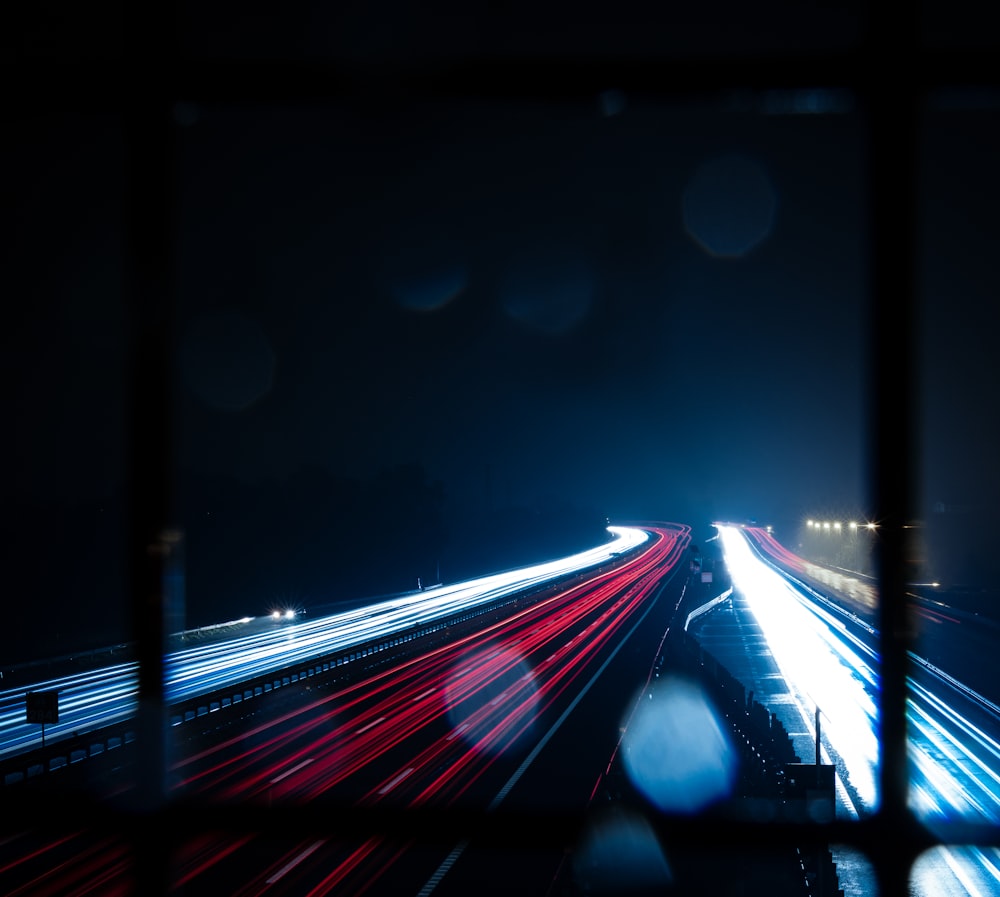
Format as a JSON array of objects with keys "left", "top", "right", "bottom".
[
  {"left": 124, "top": 99, "right": 175, "bottom": 895},
  {"left": 867, "top": 2, "right": 921, "bottom": 895},
  {"left": 124, "top": 0, "right": 177, "bottom": 888}
]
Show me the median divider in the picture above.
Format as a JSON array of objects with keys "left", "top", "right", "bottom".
[{"left": 684, "top": 588, "right": 733, "bottom": 631}]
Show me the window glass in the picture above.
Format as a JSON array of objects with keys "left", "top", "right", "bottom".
[
  {"left": 914, "top": 91, "right": 1000, "bottom": 838},
  {"left": 160, "top": 93, "right": 869, "bottom": 892},
  {"left": 1, "top": 109, "right": 132, "bottom": 791},
  {"left": 3, "top": 3, "right": 999, "bottom": 893}
]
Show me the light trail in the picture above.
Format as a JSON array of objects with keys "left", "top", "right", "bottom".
[
  {"left": 158, "top": 524, "right": 688, "bottom": 896},
  {"left": 0, "top": 526, "right": 649, "bottom": 759},
  {"left": 717, "top": 524, "right": 878, "bottom": 813},
  {"left": 0, "top": 524, "right": 688, "bottom": 897},
  {"left": 719, "top": 523, "right": 1000, "bottom": 897}
]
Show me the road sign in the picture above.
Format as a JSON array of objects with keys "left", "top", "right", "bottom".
[{"left": 26, "top": 690, "right": 59, "bottom": 725}]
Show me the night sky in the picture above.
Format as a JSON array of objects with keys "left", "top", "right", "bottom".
[
  {"left": 172, "top": 96, "right": 866, "bottom": 518},
  {"left": 4, "top": 1, "right": 1000, "bottom": 663}
]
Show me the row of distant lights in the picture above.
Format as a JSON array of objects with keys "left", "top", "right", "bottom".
[{"left": 806, "top": 520, "right": 879, "bottom": 533}]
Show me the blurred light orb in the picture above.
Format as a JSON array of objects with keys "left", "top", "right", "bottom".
[
  {"left": 382, "top": 232, "right": 467, "bottom": 312},
  {"left": 682, "top": 153, "right": 776, "bottom": 258},
  {"left": 172, "top": 101, "right": 200, "bottom": 127},
  {"left": 598, "top": 89, "right": 627, "bottom": 117},
  {"left": 391, "top": 266, "right": 467, "bottom": 312},
  {"left": 444, "top": 644, "right": 540, "bottom": 756},
  {"left": 761, "top": 88, "right": 853, "bottom": 116},
  {"left": 572, "top": 807, "right": 672, "bottom": 894},
  {"left": 622, "top": 676, "right": 738, "bottom": 814},
  {"left": 499, "top": 247, "right": 594, "bottom": 335},
  {"left": 179, "top": 310, "right": 275, "bottom": 412}
]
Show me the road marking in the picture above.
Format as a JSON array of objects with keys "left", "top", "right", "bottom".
[
  {"left": 355, "top": 716, "right": 386, "bottom": 735},
  {"left": 416, "top": 841, "right": 469, "bottom": 897},
  {"left": 446, "top": 722, "right": 470, "bottom": 741},
  {"left": 417, "top": 574, "right": 672, "bottom": 896},
  {"left": 269, "top": 758, "right": 314, "bottom": 784},
  {"left": 413, "top": 688, "right": 435, "bottom": 702},
  {"left": 265, "top": 840, "right": 325, "bottom": 884},
  {"left": 378, "top": 767, "right": 414, "bottom": 795}
]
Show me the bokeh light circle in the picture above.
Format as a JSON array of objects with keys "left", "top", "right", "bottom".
[
  {"left": 179, "top": 310, "right": 275, "bottom": 412},
  {"left": 443, "top": 644, "right": 541, "bottom": 756},
  {"left": 572, "top": 807, "right": 672, "bottom": 894},
  {"left": 621, "top": 676, "right": 738, "bottom": 814},
  {"left": 682, "top": 153, "right": 777, "bottom": 258},
  {"left": 499, "top": 246, "right": 594, "bottom": 335}
]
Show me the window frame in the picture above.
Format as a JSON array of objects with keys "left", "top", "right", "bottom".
[{"left": 7, "top": 8, "right": 1000, "bottom": 897}]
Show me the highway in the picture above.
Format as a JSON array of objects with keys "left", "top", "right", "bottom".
[
  {"left": 0, "top": 523, "right": 695, "bottom": 896},
  {"left": 716, "top": 523, "right": 1000, "bottom": 897},
  {"left": 0, "top": 526, "right": 650, "bottom": 762},
  {"left": 5, "top": 520, "right": 999, "bottom": 896},
  {"left": 166, "top": 523, "right": 690, "bottom": 897}
]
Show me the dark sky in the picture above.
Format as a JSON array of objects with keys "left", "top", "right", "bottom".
[
  {"left": 4, "top": 1, "right": 1000, "bottom": 656},
  {"left": 169, "top": 95, "right": 867, "bottom": 527},
  {"left": 4, "top": 92, "right": 871, "bottom": 522}
]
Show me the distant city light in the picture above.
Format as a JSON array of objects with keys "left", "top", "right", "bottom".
[{"left": 805, "top": 518, "right": 878, "bottom": 536}]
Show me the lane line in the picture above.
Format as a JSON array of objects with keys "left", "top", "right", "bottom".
[
  {"left": 356, "top": 716, "right": 386, "bottom": 735},
  {"left": 416, "top": 841, "right": 469, "bottom": 896},
  {"left": 266, "top": 840, "right": 325, "bottom": 885},
  {"left": 446, "top": 723, "right": 470, "bottom": 742},
  {"left": 379, "top": 767, "right": 415, "bottom": 795},
  {"left": 416, "top": 572, "right": 674, "bottom": 897},
  {"left": 269, "top": 758, "right": 315, "bottom": 784}
]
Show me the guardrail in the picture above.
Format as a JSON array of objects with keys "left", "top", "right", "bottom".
[
  {"left": 2, "top": 566, "right": 594, "bottom": 788},
  {"left": 685, "top": 587, "right": 733, "bottom": 630}
]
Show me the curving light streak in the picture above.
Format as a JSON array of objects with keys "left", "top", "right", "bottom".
[
  {"left": 0, "top": 527, "right": 649, "bottom": 760},
  {"left": 913, "top": 846, "right": 1000, "bottom": 897},
  {"left": 0, "top": 525, "right": 689, "bottom": 897},
  {"left": 166, "top": 525, "right": 687, "bottom": 895},
  {"left": 717, "top": 525, "right": 879, "bottom": 812},
  {"left": 722, "top": 524, "right": 1000, "bottom": 897},
  {"left": 907, "top": 680, "right": 1000, "bottom": 823}
]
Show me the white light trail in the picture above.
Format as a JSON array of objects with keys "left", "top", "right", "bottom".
[
  {"left": 717, "top": 525, "right": 879, "bottom": 812},
  {"left": 719, "top": 524, "right": 1000, "bottom": 897},
  {"left": 0, "top": 526, "right": 649, "bottom": 760}
]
